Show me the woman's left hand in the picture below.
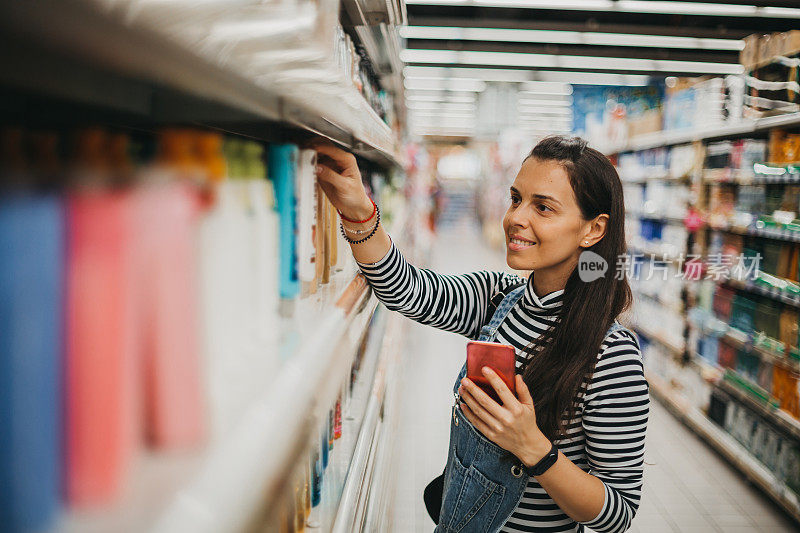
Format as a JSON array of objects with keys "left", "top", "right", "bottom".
[{"left": 458, "top": 369, "right": 552, "bottom": 468}]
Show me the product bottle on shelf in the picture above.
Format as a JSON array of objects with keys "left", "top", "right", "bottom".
[
  {"left": 268, "top": 144, "right": 300, "bottom": 309},
  {"left": 198, "top": 134, "right": 242, "bottom": 440},
  {"left": 307, "top": 428, "right": 323, "bottom": 528},
  {"left": 296, "top": 149, "right": 318, "bottom": 296},
  {"left": 64, "top": 128, "right": 141, "bottom": 505},
  {"left": 0, "top": 129, "right": 64, "bottom": 531},
  {"left": 242, "top": 141, "right": 279, "bottom": 337},
  {"left": 141, "top": 128, "right": 205, "bottom": 449}
]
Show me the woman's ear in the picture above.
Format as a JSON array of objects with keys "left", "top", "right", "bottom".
[{"left": 581, "top": 214, "right": 609, "bottom": 247}]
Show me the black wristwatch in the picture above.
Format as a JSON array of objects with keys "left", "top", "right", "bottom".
[{"left": 526, "top": 441, "right": 558, "bottom": 477}]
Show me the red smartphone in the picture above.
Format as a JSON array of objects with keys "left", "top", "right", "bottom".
[{"left": 466, "top": 340, "right": 516, "bottom": 404}]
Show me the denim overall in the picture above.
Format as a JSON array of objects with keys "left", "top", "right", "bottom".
[{"left": 435, "top": 285, "right": 629, "bottom": 533}]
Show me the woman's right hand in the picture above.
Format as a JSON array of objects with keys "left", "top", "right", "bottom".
[{"left": 306, "top": 138, "right": 374, "bottom": 221}]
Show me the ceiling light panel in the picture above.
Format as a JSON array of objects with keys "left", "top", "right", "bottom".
[
  {"left": 405, "top": 94, "right": 477, "bottom": 103},
  {"left": 407, "top": 102, "right": 478, "bottom": 111},
  {"left": 403, "top": 76, "right": 487, "bottom": 91},
  {"left": 405, "top": 1, "right": 800, "bottom": 19},
  {"left": 399, "top": 26, "right": 744, "bottom": 51},
  {"left": 400, "top": 49, "right": 744, "bottom": 74}
]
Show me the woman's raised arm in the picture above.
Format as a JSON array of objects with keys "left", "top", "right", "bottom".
[{"left": 309, "top": 138, "right": 516, "bottom": 338}]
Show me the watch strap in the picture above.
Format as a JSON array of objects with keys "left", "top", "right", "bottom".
[{"left": 526, "top": 441, "right": 558, "bottom": 476}]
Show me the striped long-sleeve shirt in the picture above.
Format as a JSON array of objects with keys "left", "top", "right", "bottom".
[{"left": 357, "top": 238, "right": 649, "bottom": 533}]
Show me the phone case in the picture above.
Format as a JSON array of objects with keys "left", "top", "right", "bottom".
[{"left": 466, "top": 341, "right": 516, "bottom": 403}]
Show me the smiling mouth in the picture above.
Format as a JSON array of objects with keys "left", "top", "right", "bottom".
[{"left": 508, "top": 237, "right": 536, "bottom": 249}]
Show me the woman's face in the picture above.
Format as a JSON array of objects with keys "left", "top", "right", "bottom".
[{"left": 502, "top": 157, "right": 592, "bottom": 273}]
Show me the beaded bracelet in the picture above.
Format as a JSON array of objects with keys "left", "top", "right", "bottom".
[
  {"left": 342, "top": 224, "right": 372, "bottom": 235},
  {"left": 337, "top": 198, "right": 376, "bottom": 224},
  {"left": 340, "top": 204, "right": 380, "bottom": 245}
]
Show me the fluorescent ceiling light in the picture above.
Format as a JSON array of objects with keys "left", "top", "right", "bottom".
[
  {"left": 519, "top": 108, "right": 572, "bottom": 116},
  {"left": 411, "top": 115, "right": 477, "bottom": 121},
  {"left": 518, "top": 117, "right": 572, "bottom": 128},
  {"left": 404, "top": 67, "right": 649, "bottom": 88},
  {"left": 403, "top": 68, "right": 571, "bottom": 92},
  {"left": 405, "top": 1, "right": 800, "bottom": 19},
  {"left": 407, "top": 102, "right": 478, "bottom": 111},
  {"left": 400, "top": 49, "right": 744, "bottom": 74},
  {"left": 518, "top": 98, "right": 572, "bottom": 107},
  {"left": 404, "top": 66, "right": 535, "bottom": 82},
  {"left": 524, "top": 73, "right": 651, "bottom": 86},
  {"left": 405, "top": 89, "right": 481, "bottom": 99},
  {"left": 404, "top": 77, "right": 487, "bottom": 91},
  {"left": 400, "top": 26, "right": 744, "bottom": 51},
  {"left": 406, "top": 95, "right": 477, "bottom": 103}
]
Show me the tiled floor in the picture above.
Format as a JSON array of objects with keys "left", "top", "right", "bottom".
[{"left": 389, "top": 219, "right": 798, "bottom": 532}]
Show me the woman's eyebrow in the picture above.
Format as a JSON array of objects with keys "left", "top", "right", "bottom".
[{"left": 510, "top": 187, "right": 562, "bottom": 207}]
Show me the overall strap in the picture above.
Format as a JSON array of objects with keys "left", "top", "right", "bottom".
[
  {"left": 478, "top": 284, "right": 526, "bottom": 342},
  {"left": 605, "top": 320, "right": 641, "bottom": 349}
]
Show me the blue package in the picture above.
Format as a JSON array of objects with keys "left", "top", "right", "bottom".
[
  {"left": 268, "top": 144, "right": 300, "bottom": 300},
  {"left": 0, "top": 192, "right": 64, "bottom": 533}
]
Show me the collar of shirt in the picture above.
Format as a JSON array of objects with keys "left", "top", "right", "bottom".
[{"left": 521, "top": 272, "right": 564, "bottom": 312}]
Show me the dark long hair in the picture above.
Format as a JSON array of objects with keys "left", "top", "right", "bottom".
[{"left": 519, "top": 135, "right": 632, "bottom": 443}]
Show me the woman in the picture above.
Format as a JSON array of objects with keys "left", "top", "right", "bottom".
[{"left": 312, "top": 135, "right": 649, "bottom": 533}]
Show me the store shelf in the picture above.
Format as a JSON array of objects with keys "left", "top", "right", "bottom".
[
  {"left": 724, "top": 278, "right": 800, "bottom": 308},
  {"left": 646, "top": 370, "right": 800, "bottom": 524},
  {"left": 332, "top": 309, "right": 403, "bottom": 533},
  {"left": 705, "top": 222, "right": 800, "bottom": 245},
  {"left": 634, "top": 291, "right": 684, "bottom": 316},
  {"left": 620, "top": 174, "right": 685, "bottom": 185},
  {"left": 628, "top": 244, "right": 687, "bottom": 266},
  {"left": 632, "top": 321, "right": 685, "bottom": 357},
  {"left": 716, "top": 378, "right": 800, "bottom": 443},
  {"left": 150, "top": 268, "right": 378, "bottom": 533},
  {"left": 0, "top": 0, "right": 403, "bottom": 169},
  {"left": 627, "top": 211, "right": 686, "bottom": 226},
  {"left": 693, "top": 322, "right": 800, "bottom": 374},
  {"left": 605, "top": 112, "right": 800, "bottom": 155},
  {"left": 703, "top": 168, "right": 800, "bottom": 186},
  {"left": 725, "top": 331, "right": 800, "bottom": 375}
]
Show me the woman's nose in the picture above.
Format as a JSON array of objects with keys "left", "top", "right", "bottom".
[{"left": 508, "top": 206, "right": 529, "bottom": 229}]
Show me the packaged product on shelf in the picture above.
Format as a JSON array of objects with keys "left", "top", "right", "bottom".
[
  {"left": 242, "top": 141, "right": 279, "bottom": 332},
  {"left": 779, "top": 309, "right": 799, "bottom": 350},
  {"left": 732, "top": 139, "right": 768, "bottom": 171},
  {"left": 708, "top": 390, "right": 729, "bottom": 427},
  {"left": 757, "top": 360, "right": 774, "bottom": 392},
  {"left": 315, "top": 181, "right": 326, "bottom": 284},
  {"left": 718, "top": 341, "right": 737, "bottom": 369},
  {"left": 269, "top": 144, "right": 301, "bottom": 304},
  {"left": 735, "top": 349, "right": 760, "bottom": 383},
  {"left": 322, "top": 194, "right": 337, "bottom": 283},
  {"left": 199, "top": 135, "right": 269, "bottom": 440},
  {"left": 334, "top": 393, "right": 342, "bottom": 440},
  {"left": 294, "top": 463, "right": 307, "bottom": 533},
  {"left": 769, "top": 129, "right": 800, "bottom": 165},
  {"left": 327, "top": 408, "right": 335, "bottom": 452},
  {"left": 64, "top": 128, "right": 142, "bottom": 504},
  {"left": 141, "top": 129, "right": 206, "bottom": 449},
  {"left": 0, "top": 129, "right": 64, "bottom": 531},
  {"left": 296, "top": 149, "right": 318, "bottom": 294},
  {"left": 772, "top": 365, "right": 800, "bottom": 419},
  {"left": 698, "top": 335, "right": 720, "bottom": 365},
  {"left": 706, "top": 141, "right": 734, "bottom": 169}
]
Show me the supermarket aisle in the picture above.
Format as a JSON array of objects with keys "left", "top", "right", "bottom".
[{"left": 389, "top": 219, "right": 797, "bottom": 532}]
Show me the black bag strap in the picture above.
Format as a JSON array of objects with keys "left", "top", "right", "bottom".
[{"left": 484, "top": 279, "right": 525, "bottom": 328}]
